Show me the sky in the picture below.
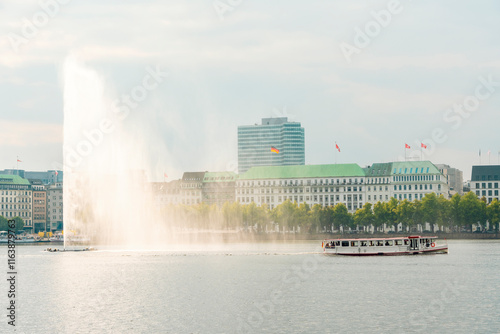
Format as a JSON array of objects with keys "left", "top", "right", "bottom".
[{"left": 1, "top": 0, "right": 499, "bottom": 181}]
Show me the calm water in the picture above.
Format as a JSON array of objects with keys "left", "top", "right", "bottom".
[{"left": 1, "top": 240, "right": 499, "bottom": 333}]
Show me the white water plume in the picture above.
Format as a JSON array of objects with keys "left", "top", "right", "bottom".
[{"left": 62, "top": 56, "right": 168, "bottom": 248}]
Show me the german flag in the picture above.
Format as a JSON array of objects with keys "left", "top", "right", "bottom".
[{"left": 271, "top": 146, "right": 279, "bottom": 154}]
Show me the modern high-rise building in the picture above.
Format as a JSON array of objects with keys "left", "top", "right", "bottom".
[{"left": 238, "top": 117, "right": 305, "bottom": 174}]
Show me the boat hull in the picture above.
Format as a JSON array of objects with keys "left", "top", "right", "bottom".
[
  {"left": 324, "top": 246, "right": 448, "bottom": 256},
  {"left": 322, "top": 236, "right": 448, "bottom": 256}
]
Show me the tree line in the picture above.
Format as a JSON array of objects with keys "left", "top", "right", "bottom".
[
  {"left": 0, "top": 216, "right": 25, "bottom": 232},
  {"left": 161, "top": 192, "right": 500, "bottom": 234}
]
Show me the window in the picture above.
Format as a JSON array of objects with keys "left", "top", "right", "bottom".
[
  {"left": 341, "top": 241, "right": 349, "bottom": 247},
  {"left": 351, "top": 241, "right": 358, "bottom": 247}
]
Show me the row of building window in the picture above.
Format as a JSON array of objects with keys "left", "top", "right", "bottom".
[
  {"left": 474, "top": 183, "right": 499, "bottom": 189},
  {"left": 476, "top": 190, "right": 499, "bottom": 197},
  {"left": 238, "top": 178, "right": 365, "bottom": 187},
  {"left": 1, "top": 197, "right": 32, "bottom": 203},
  {"left": 394, "top": 175, "right": 437, "bottom": 182},
  {"left": 393, "top": 184, "right": 441, "bottom": 191},
  {"left": 1, "top": 204, "right": 31, "bottom": 210},
  {"left": 0, "top": 190, "right": 31, "bottom": 195}
]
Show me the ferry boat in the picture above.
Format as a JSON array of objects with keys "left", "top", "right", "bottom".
[{"left": 322, "top": 235, "right": 448, "bottom": 256}]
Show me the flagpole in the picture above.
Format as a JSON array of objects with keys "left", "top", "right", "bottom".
[{"left": 335, "top": 142, "right": 337, "bottom": 165}]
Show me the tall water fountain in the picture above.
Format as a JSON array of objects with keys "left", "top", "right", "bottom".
[{"left": 62, "top": 57, "right": 168, "bottom": 248}]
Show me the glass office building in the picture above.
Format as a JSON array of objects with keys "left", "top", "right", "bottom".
[{"left": 238, "top": 117, "right": 305, "bottom": 174}]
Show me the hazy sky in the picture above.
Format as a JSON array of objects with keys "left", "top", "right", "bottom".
[{"left": 1, "top": 0, "right": 499, "bottom": 181}]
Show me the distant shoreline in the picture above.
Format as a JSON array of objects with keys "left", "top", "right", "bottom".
[{"left": 2, "top": 231, "right": 497, "bottom": 246}]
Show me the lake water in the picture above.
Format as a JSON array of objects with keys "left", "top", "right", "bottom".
[{"left": 1, "top": 240, "right": 499, "bottom": 333}]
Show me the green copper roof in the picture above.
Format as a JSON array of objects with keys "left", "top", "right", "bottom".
[
  {"left": 364, "top": 162, "right": 393, "bottom": 176},
  {"left": 390, "top": 161, "right": 441, "bottom": 175},
  {"left": 203, "top": 172, "right": 238, "bottom": 183},
  {"left": 0, "top": 174, "right": 31, "bottom": 185},
  {"left": 240, "top": 164, "right": 365, "bottom": 180}
]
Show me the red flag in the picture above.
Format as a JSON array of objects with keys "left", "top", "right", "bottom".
[
  {"left": 405, "top": 144, "right": 410, "bottom": 149},
  {"left": 164, "top": 172, "right": 168, "bottom": 178},
  {"left": 17, "top": 159, "right": 22, "bottom": 162},
  {"left": 421, "top": 143, "right": 427, "bottom": 149},
  {"left": 55, "top": 171, "right": 59, "bottom": 176},
  {"left": 335, "top": 143, "right": 340, "bottom": 152}
]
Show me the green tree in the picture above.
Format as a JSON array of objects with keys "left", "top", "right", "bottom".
[
  {"left": 486, "top": 199, "right": 500, "bottom": 232},
  {"left": 386, "top": 197, "right": 399, "bottom": 231},
  {"left": 0, "top": 216, "right": 24, "bottom": 231},
  {"left": 396, "top": 199, "right": 414, "bottom": 233},
  {"left": 353, "top": 202, "right": 374, "bottom": 232},
  {"left": 373, "top": 201, "right": 388, "bottom": 232},
  {"left": 0, "top": 216, "right": 8, "bottom": 231},
  {"left": 459, "top": 192, "right": 486, "bottom": 231},
  {"left": 410, "top": 200, "right": 424, "bottom": 233},
  {"left": 421, "top": 193, "right": 439, "bottom": 232},
  {"left": 437, "top": 195, "right": 452, "bottom": 231},
  {"left": 297, "top": 203, "right": 313, "bottom": 233},
  {"left": 450, "top": 193, "right": 461, "bottom": 231},
  {"left": 272, "top": 200, "right": 298, "bottom": 232},
  {"left": 332, "top": 203, "right": 352, "bottom": 232}
]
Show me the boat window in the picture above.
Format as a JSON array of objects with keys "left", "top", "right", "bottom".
[
  {"left": 335, "top": 241, "right": 340, "bottom": 246},
  {"left": 404, "top": 239, "right": 409, "bottom": 245},
  {"left": 376, "top": 240, "right": 384, "bottom": 246},
  {"left": 385, "top": 240, "right": 394, "bottom": 246},
  {"left": 341, "top": 241, "right": 349, "bottom": 247},
  {"left": 360, "top": 241, "right": 368, "bottom": 247},
  {"left": 395, "top": 240, "right": 403, "bottom": 246},
  {"left": 351, "top": 241, "right": 358, "bottom": 247}
]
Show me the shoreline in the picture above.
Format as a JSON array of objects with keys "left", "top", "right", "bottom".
[{"left": 2, "top": 231, "right": 498, "bottom": 246}]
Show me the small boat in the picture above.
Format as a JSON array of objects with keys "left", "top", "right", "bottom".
[
  {"left": 49, "top": 234, "right": 64, "bottom": 242},
  {"left": 322, "top": 235, "right": 448, "bottom": 256},
  {"left": 0, "top": 231, "right": 9, "bottom": 243},
  {"left": 0, "top": 231, "right": 37, "bottom": 243}
]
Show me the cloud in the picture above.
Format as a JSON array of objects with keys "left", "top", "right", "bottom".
[{"left": 0, "top": 120, "right": 62, "bottom": 147}]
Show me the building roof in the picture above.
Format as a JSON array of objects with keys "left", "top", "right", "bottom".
[
  {"left": 239, "top": 164, "right": 365, "bottom": 180},
  {"left": 364, "top": 162, "right": 393, "bottom": 177},
  {"left": 471, "top": 165, "right": 500, "bottom": 181},
  {"left": 203, "top": 172, "right": 237, "bottom": 183},
  {"left": 0, "top": 174, "right": 31, "bottom": 185},
  {"left": 390, "top": 161, "right": 441, "bottom": 175},
  {"left": 182, "top": 172, "right": 206, "bottom": 182}
]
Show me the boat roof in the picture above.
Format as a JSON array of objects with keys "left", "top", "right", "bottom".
[{"left": 323, "top": 236, "right": 438, "bottom": 241}]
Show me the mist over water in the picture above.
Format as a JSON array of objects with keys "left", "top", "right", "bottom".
[{"left": 63, "top": 57, "right": 168, "bottom": 248}]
